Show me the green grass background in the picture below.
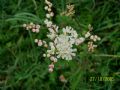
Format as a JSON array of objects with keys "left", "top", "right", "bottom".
[{"left": 0, "top": 0, "right": 120, "bottom": 90}]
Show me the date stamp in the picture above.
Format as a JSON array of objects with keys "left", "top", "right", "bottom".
[{"left": 89, "top": 76, "right": 114, "bottom": 81}]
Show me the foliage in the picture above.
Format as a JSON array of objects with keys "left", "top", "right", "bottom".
[{"left": 0, "top": 0, "right": 120, "bottom": 90}]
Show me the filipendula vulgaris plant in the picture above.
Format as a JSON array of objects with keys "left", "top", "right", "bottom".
[{"left": 23, "top": 0, "right": 101, "bottom": 73}]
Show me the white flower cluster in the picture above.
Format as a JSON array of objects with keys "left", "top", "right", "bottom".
[
  {"left": 44, "top": 0, "right": 54, "bottom": 18},
  {"left": 60, "top": 4, "right": 75, "bottom": 16},
  {"left": 46, "top": 26, "right": 80, "bottom": 61},
  {"left": 23, "top": 22, "right": 40, "bottom": 33},
  {"left": 23, "top": 0, "right": 101, "bottom": 72},
  {"left": 34, "top": 39, "right": 48, "bottom": 47},
  {"left": 85, "top": 24, "right": 101, "bottom": 52},
  {"left": 44, "top": 25, "right": 86, "bottom": 72},
  {"left": 88, "top": 41, "right": 97, "bottom": 52},
  {"left": 43, "top": 0, "right": 87, "bottom": 72}
]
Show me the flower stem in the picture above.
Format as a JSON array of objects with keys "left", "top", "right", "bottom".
[{"left": 93, "top": 54, "right": 120, "bottom": 58}]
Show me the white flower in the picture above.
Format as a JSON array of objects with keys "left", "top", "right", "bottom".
[
  {"left": 49, "top": 64, "right": 54, "bottom": 68},
  {"left": 38, "top": 40, "right": 43, "bottom": 46},
  {"left": 44, "top": 19, "right": 52, "bottom": 27},
  {"left": 75, "top": 37, "right": 85, "bottom": 45},
  {"left": 52, "top": 25, "right": 59, "bottom": 32},
  {"left": 54, "top": 34, "right": 76, "bottom": 60},
  {"left": 44, "top": 6, "right": 48, "bottom": 10},
  {"left": 48, "top": 8, "right": 51, "bottom": 12},
  {"left": 47, "top": 22, "right": 52, "bottom": 27},
  {"left": 50, "top": 12, "right": 54, "bottom": 17},
  {"left": 32, "top": 28, "right": 36, "bottom": 32},
  {"left": 63, "top": 27, "right": 70, "bottom": 33},
  {"left": 47, "top": 33, "right": 56, "bottom": 40},
  {"left": 45, "top": 0, "right": 51, "bottom": 5},
  {"left": 23, "top": 24, "right": 27, "bottom": 27},
  {"left": 47, "top": 54, "right": 50, "bottom": 57},
  {"left": 44, "top": 19, "right": 48, "bottom": 24},
  {"left": 48, "top": 3, "right": 52, "bottom": 7},
  {"left": 93, "top": 45, "right": 97, "bottom": 48},
  {"left": 47, "top": 42, "right": 55, "bottom": 55},
  {"left": 30, "top": 22, "right": 34, "bottom": 26},
  {"left": 71, "top": 30, "right": 78, "bottom": 38},
  {"left": 46, "top": 14, "right": 51, "bottom": 18},
  {"left": 35, "top": 29, "right": 39, "bottom": 33},
  {"left": 36, "top": 25, "right": 40, "bottom": 29},
  {"left": 97, "top": 37, "right": 101, "bottom": 41},
  {"left": 85, "top": 32, "right": 91, "bottom": 38},
  {"left": 43, "top": 54, "right": 46, "bottom": 57},
  {"left": 50, "top": 56, "right": 57, "bottom": 62},
  {"left": 34, "top": 39, "right": 38, "bottom": 43},
  {"left": 45, "top": 26, "right": 80, "bottom": 60},
  {"left": 48, "top": 28, "right": 54, "bottom": 33},
  {"left": 90, "top": 35, "right": 100, "bottom": 42},
  {"left": 62, "top": 26, "right": 78, "bottom": 38},
  {"left": 49, "top": 68, "right": 53, "bottom": 72}
]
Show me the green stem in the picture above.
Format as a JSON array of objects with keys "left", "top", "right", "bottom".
[{"left": 93, "top": 54, "right": 120, "bottom": 58}]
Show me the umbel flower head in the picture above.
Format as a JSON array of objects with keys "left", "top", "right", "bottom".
[
  {"left": 23, "top": 0, "right": 101, "bottom": 72},
  {"left": 46, "top": 26, "right": 78, "bottom": 61}
]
